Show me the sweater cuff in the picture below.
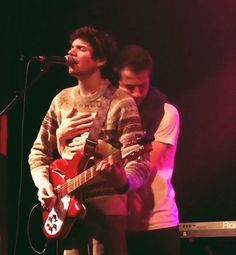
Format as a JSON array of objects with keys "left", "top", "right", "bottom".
[{"left": 31, "top": 167, "right": 50, "bottom": 189}]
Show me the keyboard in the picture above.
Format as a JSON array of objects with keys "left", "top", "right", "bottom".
[{"left": 179, "top": 221, "right": 236, "bottom": 238}]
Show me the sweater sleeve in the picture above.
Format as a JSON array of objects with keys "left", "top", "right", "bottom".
[
  {"left": 111, "top": 90, "right": 151, "bottom": 192},
  {"left": 28, "top": 96, "right": 59, "bottom": 188}
]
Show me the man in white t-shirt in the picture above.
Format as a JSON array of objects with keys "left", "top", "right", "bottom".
[{"left": 114, "top": 44, "right": 181, "bottom": 255}]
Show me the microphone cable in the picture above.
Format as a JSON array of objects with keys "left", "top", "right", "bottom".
[
  {"left": 12, "top": 57, "right": 33, "bottom": 255},
  {"left": 12, "top": 57, "right": 51, "bottom": 255}
]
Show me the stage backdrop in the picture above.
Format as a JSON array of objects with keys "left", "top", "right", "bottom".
[{"left": 4, "top": 0, "right": 235, "bottom": 254}]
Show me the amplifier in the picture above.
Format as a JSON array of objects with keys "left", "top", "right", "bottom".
[{"left": 179, "top": 221, "right": 236, "bottom": 238}]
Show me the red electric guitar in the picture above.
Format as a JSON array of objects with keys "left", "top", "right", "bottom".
[{"left": 41, "top": 143, "right": 150, "bottom": 240}]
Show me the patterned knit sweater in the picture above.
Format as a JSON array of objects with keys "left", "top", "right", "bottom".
[{"left": 28, "top": 81, "right": 150, "bottom": 215}]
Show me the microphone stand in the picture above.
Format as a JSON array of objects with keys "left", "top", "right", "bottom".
[
  {"left": 0, "top": 60, "right": 53, "bottom": 255},
  {"left": 0, "top": 63, "right": 50, "bottom": 116}
]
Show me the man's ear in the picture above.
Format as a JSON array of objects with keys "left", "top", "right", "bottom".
[{"left": 96, "top": 58, "right": 106, "bottom": 67}]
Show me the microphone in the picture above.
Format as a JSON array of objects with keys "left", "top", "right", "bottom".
[{"left": 32, "top": 55, "right": 75, "bottom": 66}]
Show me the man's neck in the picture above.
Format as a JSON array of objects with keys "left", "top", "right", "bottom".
[{"left": 78, "top": 71, "right": 106, "bottom": 97}]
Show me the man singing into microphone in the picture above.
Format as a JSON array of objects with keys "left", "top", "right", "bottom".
[
  {"left": 34, "top": 55, "right": 75, "bottom": 66},
  {"left": 28, "top": 26, "right": 150, "bottom": 255}
]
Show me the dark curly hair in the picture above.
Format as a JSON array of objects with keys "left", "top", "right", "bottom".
[{"left": 70, "top": 26, "right": 118, "bottom": 80}]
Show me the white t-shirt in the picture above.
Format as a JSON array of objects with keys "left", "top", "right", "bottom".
[{"left": 127, "top": 103, "right": 180, "bottom": 231}]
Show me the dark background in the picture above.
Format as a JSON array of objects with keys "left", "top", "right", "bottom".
[{"left": 1, "top": 0, "right": 235, "bottom": 254}]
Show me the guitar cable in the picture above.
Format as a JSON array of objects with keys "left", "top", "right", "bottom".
[{"left": 27, "top": 203, "right": 48, "bottom": 254}]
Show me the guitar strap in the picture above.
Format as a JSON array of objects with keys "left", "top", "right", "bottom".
[{"left": 83, "top": 84, "right": 117, "bottom": 159}]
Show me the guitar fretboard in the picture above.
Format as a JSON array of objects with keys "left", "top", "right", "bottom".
[{"left": 55, "top": 150, "right": 122, "bottom": 198}]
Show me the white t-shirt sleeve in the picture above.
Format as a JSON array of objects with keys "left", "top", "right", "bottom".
[{"left": 154, "top": 103, "right": 180, "bottom": 146}]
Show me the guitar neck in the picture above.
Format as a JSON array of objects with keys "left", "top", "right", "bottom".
[
  {"left": 68, "top": 165, "right": 98, "bottom": 193},
  {"left": 56, "top": 150, "right": 121, "bottom": 198},
  {"left": 55, "top": 144, "right": 146, "bottom": 199}
]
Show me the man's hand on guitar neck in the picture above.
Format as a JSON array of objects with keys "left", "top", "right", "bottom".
[{"left": 98, "top": 160, "right": 129, "bottom": 194}]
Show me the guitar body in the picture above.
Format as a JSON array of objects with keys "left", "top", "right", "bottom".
[
  {"left": 40, "top": 143, "right": 149, "bottom": 240},
  {"left": 42, "top": 150, "right": 87, "bottom": 240}
]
